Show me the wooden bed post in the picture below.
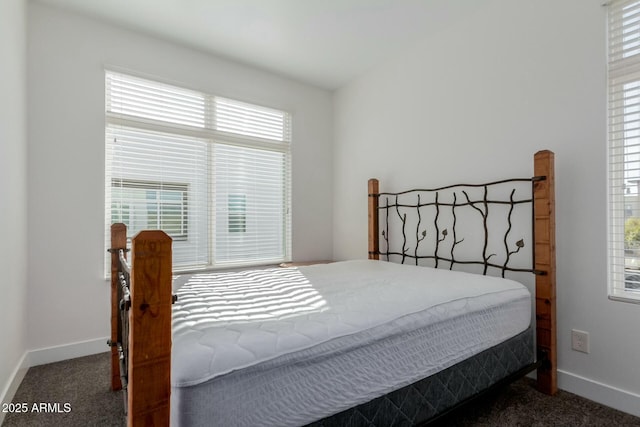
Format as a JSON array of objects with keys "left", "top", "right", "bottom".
[
  {"left": 110, "top": 223, "right": 127, "bottom": 391},
  {"left": 128, "top": 231, "right": 173, "bottom": 426},
  {"left": 533, "top": 150, "right": 557, "bottom": 395},
  {"left": 368, "top": 178, "right": 380, "bottom": 260}
]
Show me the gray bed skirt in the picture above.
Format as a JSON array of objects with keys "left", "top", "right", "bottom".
[{"left": 307, "top": 327, "right": 535, "bottom": 427}]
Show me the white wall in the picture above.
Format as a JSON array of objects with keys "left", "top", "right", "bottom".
[
  {"left": 22, "top": 0, "right": 640, "bottom": 417},
  {"left": 0, "top": 0, "right": 28, "bottom": 411},
  {"left": 334, "top": 0, "right": 640, "bottom": 416},
  {"left": 27, "top": 3, "right": 333, "bottom": 351}
]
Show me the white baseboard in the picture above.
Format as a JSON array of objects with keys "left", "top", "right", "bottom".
[
  {"left": 558, "top": 369, "right": 640, "bottom": 418},
  {"left": 0, "top": 352, "right": 29, "bottom": 426},
  {"left": 28, "top": 336, "right": 110, "bottom": 367}
]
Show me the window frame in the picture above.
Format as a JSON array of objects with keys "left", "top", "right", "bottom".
[
  {"left": 607, "top": 0, "right": 640, "bottom": 303},
  {"left": 105, "top": 70, "right": 292, "bottom": 273}
]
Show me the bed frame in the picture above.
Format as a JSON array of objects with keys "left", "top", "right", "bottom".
[
  {"left": 108, "top": 227, "right": 173, "bottom": 426},
  {"left": 368, "top": 149, "right": 557, "bottom": 396},
  {"left": 108, "top": 150, "right": 556, "bottom": 426}
]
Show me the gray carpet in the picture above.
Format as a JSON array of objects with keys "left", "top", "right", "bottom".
[
  {"left": 2, "top": 352, "right": 639, "bottom": 426},
  {"left": 2, "top": 353, "right": 123, "bottom": 427}
]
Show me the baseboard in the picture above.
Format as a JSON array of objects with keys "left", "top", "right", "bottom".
[
  {"left": 558, "top": 369, "right": 640, "bottom": 418},
  {"left": 0, "top": 352, "right": 29, "bottom": 426},
  {"left": 28, "top": 336, "right": 109, "bottom": 367}
]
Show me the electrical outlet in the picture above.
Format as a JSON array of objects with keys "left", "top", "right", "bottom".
[{"left": 571, "top": 329, "right": 590, "bottom": 354}]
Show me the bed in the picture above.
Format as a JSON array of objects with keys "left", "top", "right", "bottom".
[{"left": 108, "top": 150, "right": 556, "bottom": 426}]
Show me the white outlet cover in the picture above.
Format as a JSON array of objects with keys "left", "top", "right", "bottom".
[{"left": 571, "top": 329, "right": 590, "bottom": 354}]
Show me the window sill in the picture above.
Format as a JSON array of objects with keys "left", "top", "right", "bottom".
[
  {"left": 608, "top": 293, "right": 640, "bottom": 305},
  {"left": 279, "top": 260, "right": 332, "bottom": 268}
]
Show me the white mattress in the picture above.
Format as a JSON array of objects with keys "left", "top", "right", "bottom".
[{"left": 170, "top": 260, "right": 532, "bottom": 426}]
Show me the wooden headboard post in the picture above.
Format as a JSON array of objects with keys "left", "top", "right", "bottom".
[
  {"left": 128, "top": 230, "right": 173, "bottom": 426},
  {"left": 533, "top": 150, "right": 557, "bottom": 395},
  {"left": 368, "top": 178, "right": 380, "bottom": 260}
]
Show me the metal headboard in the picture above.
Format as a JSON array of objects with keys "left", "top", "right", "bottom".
[{"left": 369, "top": 177, "right": 545, "bottom": 278}]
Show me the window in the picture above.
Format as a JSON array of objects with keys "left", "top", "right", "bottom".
[
  {"left": 105, "top": 71, "right": 292, "bottom": 271},
  {"left": 228, "top": 194, "right": 247, "bottom": 233},
  {"left": 111, "top": 179, "right": 188, "bottom": 240},
  {"left": 608, "top": 0, "right": 640, "bottom": 302}
]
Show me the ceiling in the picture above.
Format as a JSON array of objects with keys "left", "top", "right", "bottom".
[{"left": 35, "top": 0, "right": 480, "bottom": 90}]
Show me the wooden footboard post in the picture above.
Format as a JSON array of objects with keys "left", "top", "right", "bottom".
[
  {"left": 110, "top": 223, "right": 127, "bottom": 391},
  {"left": 128, "top": 231, "right": 173, "bottom": 426},
  {"left": 533, "top": 150, "right": 557, "bottom": 395},
  {"left": 369, "top": 178, "right": 380, "bottom": 260}
]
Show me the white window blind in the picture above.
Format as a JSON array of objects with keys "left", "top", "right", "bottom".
[
  {"left": 105, "top": 71, "right": 291, "bottom": 271},
  {"left": 608, "top": 0, "right": 640, "bottom": 302}
]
